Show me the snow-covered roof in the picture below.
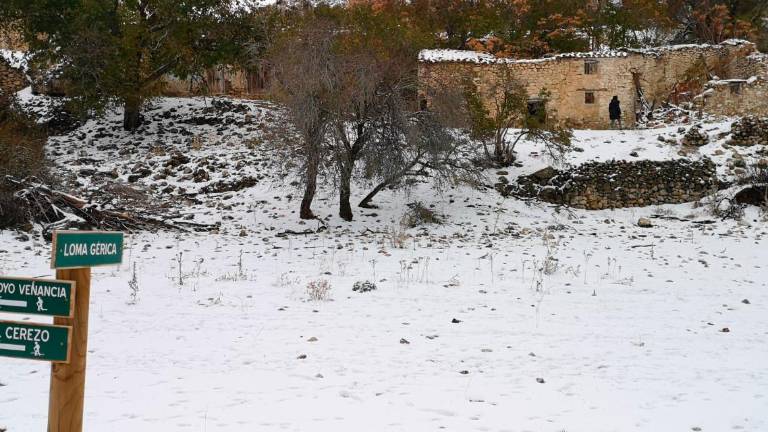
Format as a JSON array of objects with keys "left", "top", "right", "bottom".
[
  {"left": 706, "top": 76, "right": 763, "bottom": 87},
  {"left": 419, "top": 40, "right": 756, "bottom": 65}
]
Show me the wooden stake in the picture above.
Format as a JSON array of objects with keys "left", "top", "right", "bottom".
[{"left": 48, "top": 267, "right": 91, "bottom": 432}]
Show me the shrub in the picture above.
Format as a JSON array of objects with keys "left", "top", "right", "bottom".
[
  {"left": 352, "top": 280, "right": 377, "bottom": 293},
  {"left": 306, "top": 279, "right": 331, "bottom": 301},
  {"left": 401, "top": 202, "right": 442, "bottom": 228},
  {"left": 0, "top": 102, "right": 49, "bottom": 229}
]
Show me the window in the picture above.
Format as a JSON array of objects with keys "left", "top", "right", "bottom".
[
  {"left": 584, "top": 60, "right": 598, "bottom": 75},
  {"left": 585, "top": 92, "right": 595, "bottom": 104}
]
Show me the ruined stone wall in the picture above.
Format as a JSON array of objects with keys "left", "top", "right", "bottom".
[
  {"left": 695, "top": 78, "right": 768, "bottom": 117},
  {"left": 631, "top": 43, "right": 755, "bottom": 103},
  {"left": 0, "top": 57, "right": 27, "bottom": 102},
  {"left": 0, "top": 30, "right": 26, "bottom": 51},
  {"left": 506, "top": 159, "right": 718, "bottom": 209},
  {"left": 419, "top": 41, "right": 759, "bottom": 129}
]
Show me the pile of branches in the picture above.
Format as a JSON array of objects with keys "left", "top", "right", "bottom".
[{"left": 5, "top": 177, "right": 217, "bottom": 236}]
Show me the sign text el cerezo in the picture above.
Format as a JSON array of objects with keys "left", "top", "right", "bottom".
[
  {"left": 51, "top": 231, "right": 124, "bottom": 269},
  {"left": 0, "top": 321, "right": 71, "bottom": 362}
]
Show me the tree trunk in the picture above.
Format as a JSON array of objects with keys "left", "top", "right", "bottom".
[
  {"left": 123, "top": 96, "right": 143, "bottom": 132},
  {"left": 359, "top": 156, "right": 422, "bottom": 208},
  {"left": 358, "top": 180, "right": 389, "bottom": 209},
  {"left": 339, "top": 163, "right": 353, "bottom": 221},
  {"left": 300, "top": 152, "right": 318, "bottom": 220}
]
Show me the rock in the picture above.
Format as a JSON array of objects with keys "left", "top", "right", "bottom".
[
  {"left": 399, "top": 338, "right": 410, "bottom": 344},
  {"left": 531, "top": 166, "right": 557, "bottom": 181},
  {"left": 193, "top": 168, "right": 210, "bottom": 183},
  {"left": 637, "top": 218, "right": 653, "bottom": 228},
  {"left": 165, "top": 151, "right": 191, "bottom": 168},
  {"left": 629, "top": 151, "right": 639, "bottom": 157}
]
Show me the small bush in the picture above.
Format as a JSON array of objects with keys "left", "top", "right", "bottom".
[
  {"left": 352, "top": 280, "right": 376, "bottom": 293},
  {"left": 306, "top": 279, "right": 331, "bottom": 301},
  {"left": 0, "top": 104, "right": 48, "bottom": 179},
  {"left": 0, "top": 102, "right": 49, "bottom": 229},
  {"left": 401, "top": 202, "right": 442, "bottom": 228}
]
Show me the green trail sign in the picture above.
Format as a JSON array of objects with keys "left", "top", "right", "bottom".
[
  {"left": 51, "top": 230, "right": 124, "bottom": 269},
  {"left": 0, "top": 321, "right": 71, "bottom": 363},
  {"left": 0, "top": 277, "right": 75, "bottom": 317}
]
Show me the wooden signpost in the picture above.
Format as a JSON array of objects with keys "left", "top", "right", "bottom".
[{"left": 0, "top": 229, "right": 123, "bottom": 432}]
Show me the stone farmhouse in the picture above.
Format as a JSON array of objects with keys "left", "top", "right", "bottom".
[{"left": 418, "top": 40, "right": 768, "bottom": 129}]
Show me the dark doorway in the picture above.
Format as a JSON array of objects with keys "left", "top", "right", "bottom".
[{"left": 527, "top": 99, "right": 546, "bottom": 126}]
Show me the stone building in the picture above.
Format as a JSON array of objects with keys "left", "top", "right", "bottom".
[{"left": 418, "top": 40, "right": 768, "bottom": 129}]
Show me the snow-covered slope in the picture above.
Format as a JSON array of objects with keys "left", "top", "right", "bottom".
[{"left": 0, "top": 92, "right": 766, "bottom": 432}]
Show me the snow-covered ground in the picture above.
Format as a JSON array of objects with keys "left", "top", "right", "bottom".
[{"left": 1, "top": 94, "right": 767, "bottom": 431}]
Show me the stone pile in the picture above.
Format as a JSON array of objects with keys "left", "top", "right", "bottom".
[
  {"left": 728, "top": 116, "right": 768, "bottom": 146},
  {"left": 681, "top": 125, "right": 710, "bottom": 147},
  {"left": 503, "top": 159, "right": 719, "bottom": 210}
]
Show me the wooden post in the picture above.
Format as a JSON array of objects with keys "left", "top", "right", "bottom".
[{"left": 48, "top": 267, "right": 91, "bottom": 432}]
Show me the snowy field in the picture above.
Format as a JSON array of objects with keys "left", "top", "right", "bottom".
[{"left": 1, "top": 95, "right": 767, "bottom": 431}]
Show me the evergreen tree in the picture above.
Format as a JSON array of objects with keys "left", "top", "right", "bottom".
[{"left": 0, "top": 0, "right": 257, "bottom": 131}]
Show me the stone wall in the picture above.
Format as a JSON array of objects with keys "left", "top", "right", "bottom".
[
  {"left": 504, "top": 159, "right": 718, "bottom": 209},
  {"left": 0, "top": 29, "right": 26, "bottom": 51},
  {"left": 0, "top": 57, "right": 27, "bottom": 103},
  {"left": 419, "top": 40, "right": 759, "bottom": 129},
  {"left": 694, "top": 77, "right": 768, "bottom": 117}
]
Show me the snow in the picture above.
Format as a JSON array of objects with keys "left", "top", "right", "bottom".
[
  {"left": 0, "top": 49, "right": 27, "bottom": 71},
  {"left": 419, "top": 40, "right": 756, "bottom": 64},
  {"left": 0, "top": 91, "right": 767, "bottom": 431},
  {"left": 419, "top": 48, "right": 629, "bottom": 64}
]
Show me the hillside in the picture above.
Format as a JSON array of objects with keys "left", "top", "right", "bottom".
[{"left": 0, "top": 93, "right": 766, "bottom": 431}]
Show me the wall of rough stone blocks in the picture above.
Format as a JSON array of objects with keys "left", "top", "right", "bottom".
[
  {"left": 0, "top": 30, "right": 26, "bottom": 51},
  {"left": 506, "top": 159, "right": 718, "bottom": 209},
  {"left": 695, "top": 78, "right": 768, "bottom": 117},
  {"left": 419, "top": 41, "right": 761, "bottom": 129},
  {"left": 0, "top": 57, "right": 27, "bottom": 102}
]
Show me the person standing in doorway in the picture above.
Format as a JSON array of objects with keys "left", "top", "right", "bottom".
[{"left": 609, "top": 96, "right": 622, "bottom": 129}]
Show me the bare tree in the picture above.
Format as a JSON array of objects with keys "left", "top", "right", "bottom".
[
  {"left": 269, "top": 19, "right": 336, "bottom": 220},
  {"left": 358, "top": 88, "right": 484, "bottom": 209}
]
